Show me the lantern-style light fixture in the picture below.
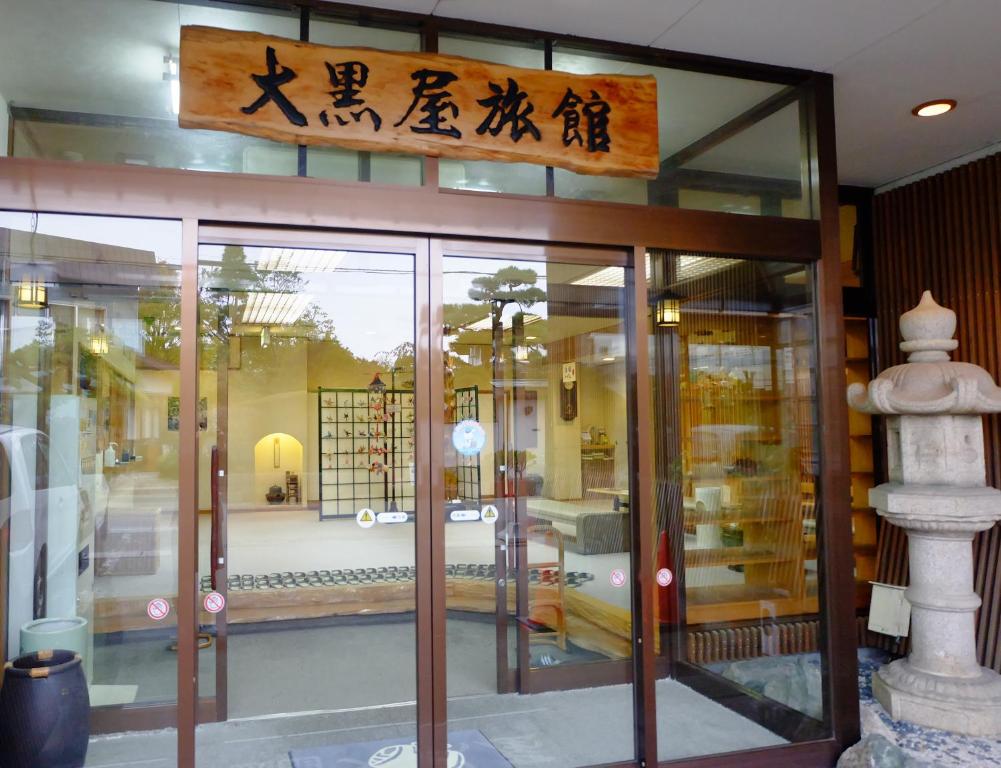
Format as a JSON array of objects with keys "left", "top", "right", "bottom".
[
  {"left": 90, "top": 334, "right": 109, "bottom": 356},
  {"left": 367, "top": 372, "right": 387, "bottom": 394},
  {"left": 655, "top": 297, "right": 681, "bottom": 327},
  {"left": 16, "top": 278, "right": 48, "bottom": 310}
]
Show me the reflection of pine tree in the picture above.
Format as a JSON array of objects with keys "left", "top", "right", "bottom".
[
  {"left": 465, "top": 265, "right": 545, "bottom": 495},
  {"left": 218, "top": 244, "right": 257, "bottom": 292},
  {"left": 140, "top": 297, "right": 181, "bottom": 366},
  {"left": 32, "top": 317, "right": 55, "bottom": 348},
  {"left": 375, "top": 341, "right": 415, "bottom": 377},
  {"left": 467, "top": 266, "right": 545, "bottom": 310},
  {"left": 4, "top": 318, "right": 55, "bottom": 394},
  {"left": 467, "top": 265, "right": 544, "bottom": 364},
  {"left": 197, "top": 246, "right": 365, "bottom": 375}
]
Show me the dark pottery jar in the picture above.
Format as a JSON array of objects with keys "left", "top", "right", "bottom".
[{"left": 0, "top": 649, "right": 90, "bottom": 768}]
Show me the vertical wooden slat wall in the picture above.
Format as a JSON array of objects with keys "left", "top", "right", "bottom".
[{"left": 872, "top": 152, "right": 1001, "bottom": 672}]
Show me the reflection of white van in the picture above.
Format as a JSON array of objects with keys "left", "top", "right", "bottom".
[{"left": 0, "top": 426, "right": 98, "bottom": 658}]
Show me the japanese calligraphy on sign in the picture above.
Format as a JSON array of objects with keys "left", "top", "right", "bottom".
[{"left": 179, "top": 26, "right": 659, "bottom": 178}]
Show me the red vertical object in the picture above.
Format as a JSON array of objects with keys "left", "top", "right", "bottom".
[{"left": 657, "top": 530, "right": 678, "bottom": 624}]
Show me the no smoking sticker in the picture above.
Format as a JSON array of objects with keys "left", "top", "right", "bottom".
[
  {"left": 656, "top": 568, "right": 674, "bottom": 587},
  {"left": 609, "top": 568, "right": 627, "bottom": 588},
  {"left": 147, "top": 598, "right": 170, "bottom": 622},
  {"left": 203, "top": 591, "right": 226, "bottom": 614},
  {"left": 356, "top": 508, "right": 376, "bottom": 528}
]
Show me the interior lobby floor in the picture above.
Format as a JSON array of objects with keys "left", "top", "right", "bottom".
[{"left": 95, "top": 504, "right": 743, "bottom": 607}]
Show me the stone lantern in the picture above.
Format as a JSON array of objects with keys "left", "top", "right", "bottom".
[{"left": 848, "top": 291, "right": 1001, "bottom": 736}]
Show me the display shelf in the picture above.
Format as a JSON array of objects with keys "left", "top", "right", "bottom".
[
  {"left": 685, "top": 546, "right": 797, "bottom": 569},
  {"left": 675, "top": 312, "right": 816, "bottom": 626},
  {"left": 686, "top": 591, "right": 819, "bottom": 625}
]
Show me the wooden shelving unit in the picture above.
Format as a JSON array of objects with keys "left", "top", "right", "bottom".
[
  {"left": 676, "top": 312, "right": 818, "bottom": 625},
  {"left": 845, "top": 317, "right": 878, "bottom": 608}
]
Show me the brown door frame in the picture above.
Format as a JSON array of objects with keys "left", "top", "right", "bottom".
[
  {"left": 432, "top": 238, "right": 635, "bottom": 699},
  {"left": 431, "top": 237, "right": 644, "bottom": 765},
  {"left": 192, "top": 225, "right": 434, "bottom": 736},
  {"left": 0, "top": 72, "right": 858, "bottom": 762}
]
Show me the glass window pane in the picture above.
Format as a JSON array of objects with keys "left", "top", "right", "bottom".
[
  {"left": 646, "top": 249, "right": 828, "bottom": 760},
  {"left": 1, "top": 1, "right": 425, "bottom": 186},
  {"left": 1, "top": 0, "right": 300, "bottom": 174},
  {"left": 442, "top": 252, "right": 635, "bottom": 766},
  {"left": 0, "top": 211, "right": 182, "bottom": 766},
  {"left": 307, "top": 17, "right": 423, "bottom": 185},
  {"left": 438, "top": 36, "right": 548, "bottom": 196},
  {"left": 194, "top": 240, "right": 418, "bottom": 765},
  {"left": 552, "top": 48, "right": 813, "bottom": 218}
]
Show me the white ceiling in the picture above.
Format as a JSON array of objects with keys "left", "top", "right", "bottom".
[
  {"left": 2, "top": 0, "right": 999, "bottom": 187},
  {"left": 347, "top": 0, "right": 1001, "bottom": 187}
]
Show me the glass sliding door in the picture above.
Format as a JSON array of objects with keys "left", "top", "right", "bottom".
[
  {"left": 0, "top": 212, "right": 182, "bottom": 766},
  {"left": 193, "top": 230, "right": 425, "bottom": 766},
  {"left": 646, "top": 249, "right": 831, "bottom": 761},
  {"left": 436, "top": 242, "right": 638, "bottom": 767}
]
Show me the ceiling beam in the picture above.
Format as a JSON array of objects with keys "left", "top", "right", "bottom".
[
  {"left": 660, "top": 167, "right": 801, "bottom": 198},
  {"left": 660, "top": 85, "right": 801, "bottom": 173}
]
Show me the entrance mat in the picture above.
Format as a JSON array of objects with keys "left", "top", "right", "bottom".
[{"left": 289, "top": 729, "right": 512, "bottom": 767}]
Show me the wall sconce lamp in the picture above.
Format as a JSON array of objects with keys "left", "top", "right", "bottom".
[
  {"left": 16, "top": 279, "right": 48, "bottom": 310},
  {"left": 655, "top": 297, "right": 681, "bottom": 327},
  {"left": 260, "top": 325, "right": 271, "bottom": 348},
  {"left": 90, "top": 334, "right": 109, "bottom": 356}
]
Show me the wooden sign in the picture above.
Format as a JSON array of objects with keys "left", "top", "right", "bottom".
[{"left": 179, "top": 26, "right": 659, "bottom": 179}]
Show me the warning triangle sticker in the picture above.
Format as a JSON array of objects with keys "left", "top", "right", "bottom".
[{"left": 360, "top": 511, "right": 373, "bottom": 522}]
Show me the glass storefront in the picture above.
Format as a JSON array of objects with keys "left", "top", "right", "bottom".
[
  {"left": 0, "top": 212, "right": 182, "bottom": 766},
  {"left": 0, "top": 3, "right": 854, "bottom": 767},
  {"left": 0, "top": 220, "right": 841, "bottom": 767},
  {"left": 442, "top": 248, "right": 635, "bottom": 765},
  {"left": 647, "top": 251, "right": 827, "bottom": 760}
]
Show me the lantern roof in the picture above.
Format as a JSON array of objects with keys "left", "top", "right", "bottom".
[{"left": 848, "top": 291, "right": 1001, "bottom": 415}]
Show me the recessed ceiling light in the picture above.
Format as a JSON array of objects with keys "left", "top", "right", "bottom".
[
  {"left": 602, "top": 356, "right": 615, "bottom": 362},
  {"left": 912, "top": 99, "right": 956, "bottom": 117}
]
